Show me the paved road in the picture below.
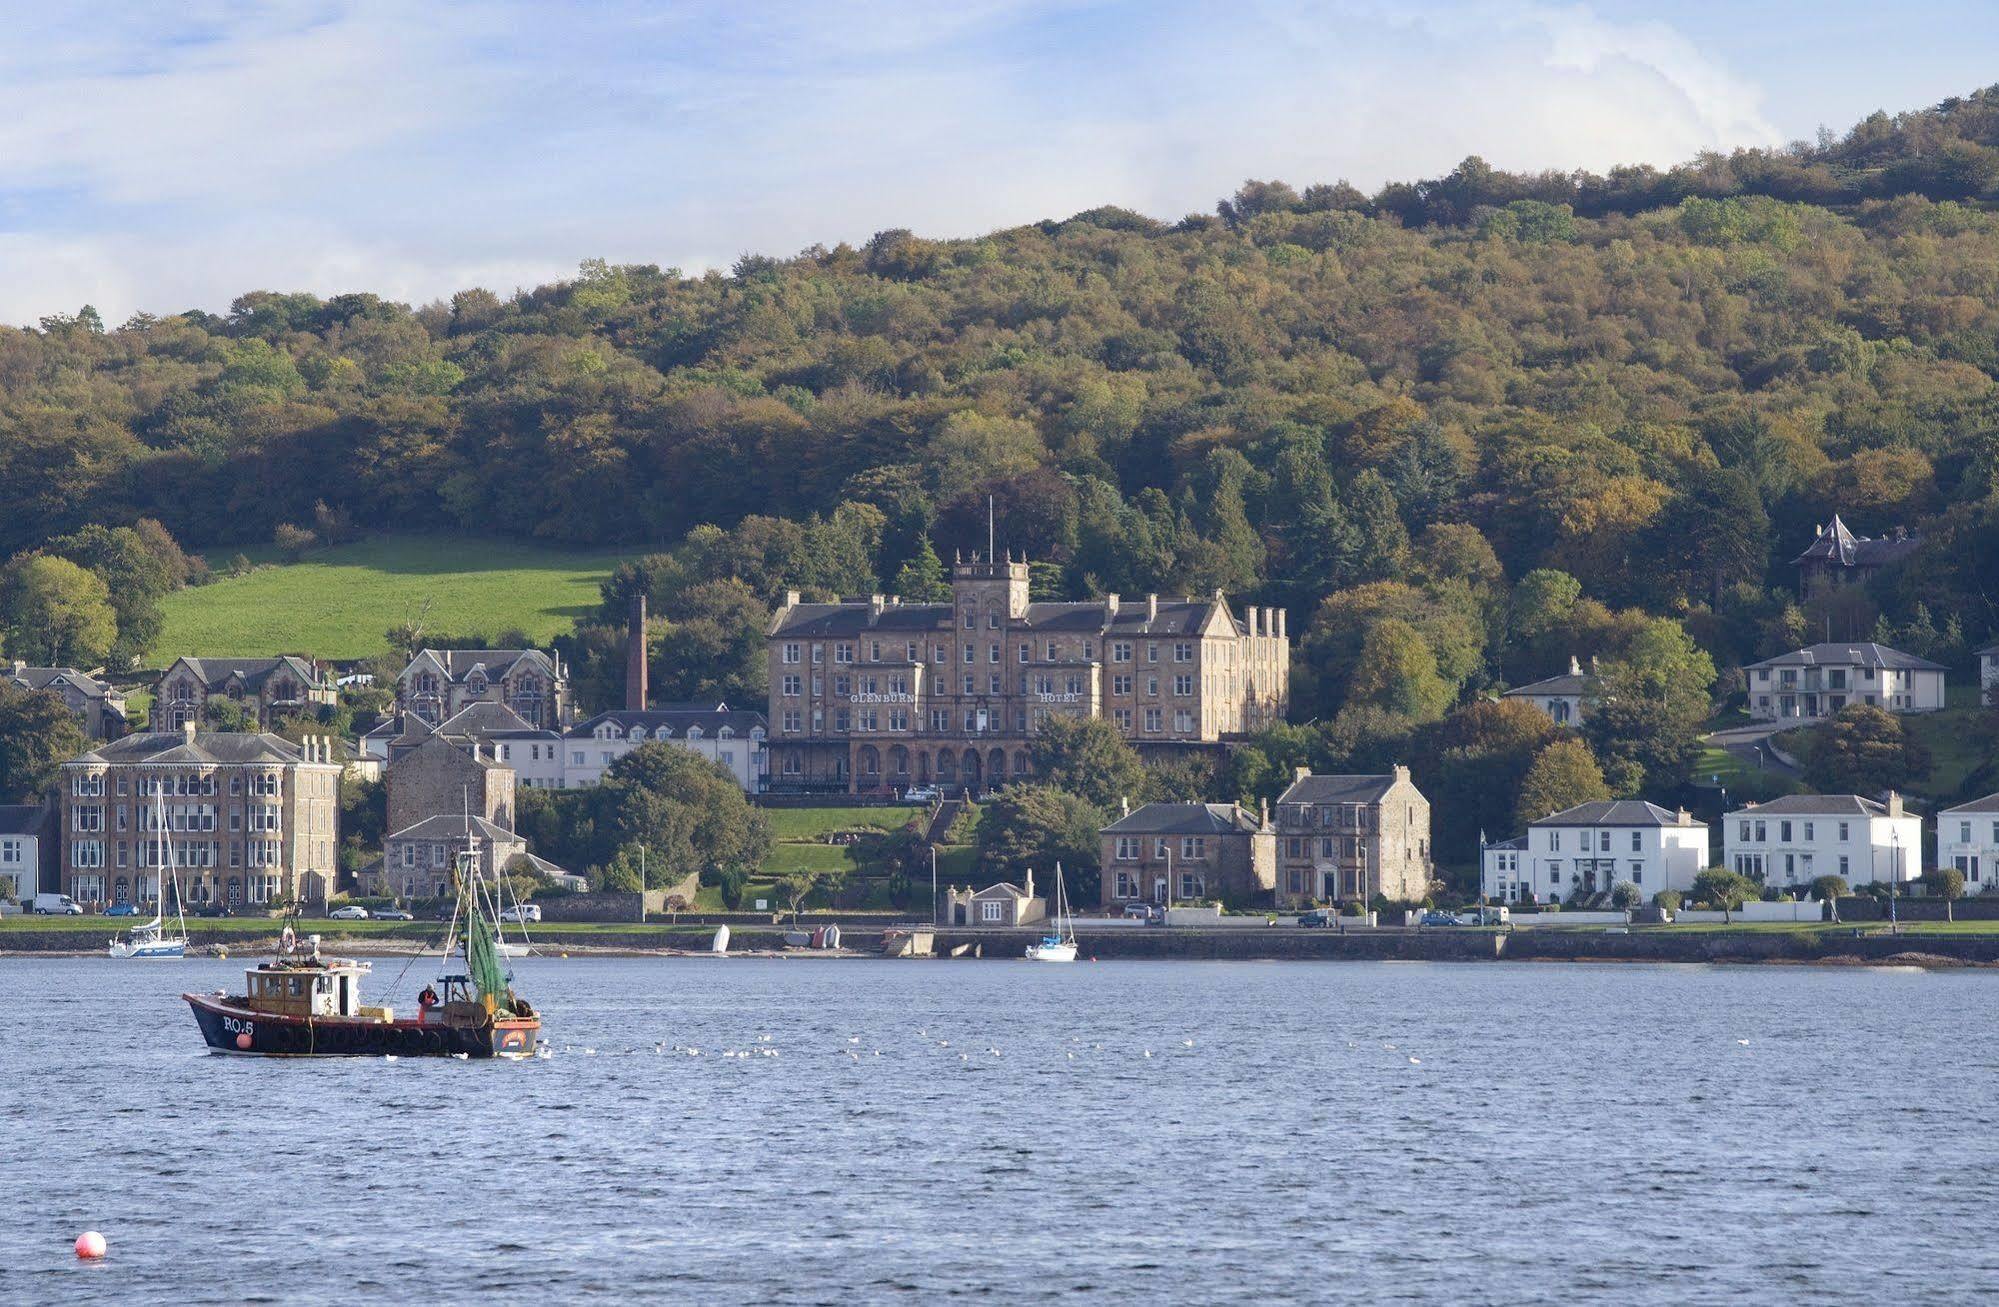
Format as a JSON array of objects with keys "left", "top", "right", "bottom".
[{"left": 1703, "top": 722, "right": 1803, "bottom": 781}]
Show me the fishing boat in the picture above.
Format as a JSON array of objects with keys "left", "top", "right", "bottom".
[
  {"left": 110, "top": 790, "right": 188, "bottom": 960},
  {"left": 1024, "top": 862, "right": 1078, "bottom": 963},
  {"left": 182, "top": 842, "right": 540, "bottom": 1059}
]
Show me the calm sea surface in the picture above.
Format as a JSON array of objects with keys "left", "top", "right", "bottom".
[{"left": 5, "top": 954, "right": 1998, "bottom": 1304}]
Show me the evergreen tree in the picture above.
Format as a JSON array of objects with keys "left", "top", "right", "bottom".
[{"left": 891, "top": 535, "right": 950, "bottom": 602}]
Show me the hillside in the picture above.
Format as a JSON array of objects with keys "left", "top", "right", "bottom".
[{"left": 154, "top": 534, "right": 628, "bottom": 661}]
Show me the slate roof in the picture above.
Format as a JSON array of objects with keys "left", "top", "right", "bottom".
[
  {"left": 0, "top": 804, "right": 50, "bottom": 837},
  {"left": 1529, "top": 800, "right": 1695, "bottom": 828},
  {"left": 5, "top": 666, "right": 118, "bottom": 700},
  {"left": 1941, "top": 794, "right": 1999, "bottom": 815},
  {"left": 1483, "top": 834, "right": 1527, "bottom": 852},
  {"left": 1275, "top": 773, "right": 1401, "bottom": 806},
  {"left": 1729, "top": 795, "right": 1901, "bottom": 817},
  {"left": 769, "top": 597, "right": 1239, "bottom": 639},
  {"left": 70, "top": 731, "right": 308, "bottom": 765},
  {"left": 1102, "top": 802, "right": 1264, "bottom": 836},
  {"left": 435, "top": 701, "right": 547, "bottom": 738},
  {"left": 1745, "top": 642, "right": 1947, "bottom": 673},
  {"left": 1504, "top": 670, "right": 1591, "bottom": 698},
  {"left": 412, "top": 649, "right": 558, "bottom": 683},
  {"left": 1976, "top": 640, "right": 1999, "bottom": 658},
  {"left": 567, "top": 704, "right": 767, "bottom": 740},
  {"left": 168, "top": 656, "right": 325, "bottom": 692},
  {"left": 1792, "top": 515, "right": 1921, "bottom": 569},
  {"left": 385, "top": 813, "right": 517, "bottom": 843}
]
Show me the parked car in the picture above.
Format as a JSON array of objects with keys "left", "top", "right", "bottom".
[
  {"left": 1121, "top": 901, "right": 1164, "bottom": 923},
  {"left": 1296, "top": 909, "right": 1337, "bottom": 928},
  {"left": 1419, "top": 910, "right": 1462, "bottom": 927},
  {"left": 373, "top": 907, "right": 414, "bottom": 921},
  {"left": 499, "top": 903, "right": 542, "bottom": 924},
  {"left": 32, "top": 893, "right": 82, "bottom": 915},
  {"left": 328, "top": 905, "right": 370, "bottom": 920},
  {"left": 104, "top": 901, "right": 141, "bottom": 917},
  {"left": 191, "top": 902, "right": 234, "bottom": 918},
  {"left": 903, "top": 785, "right": 942, "bottom": 802}
]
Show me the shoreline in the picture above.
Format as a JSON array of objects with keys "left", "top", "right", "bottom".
[{"left": 6, "top": 925, "right": 1999, "bottom": 968}]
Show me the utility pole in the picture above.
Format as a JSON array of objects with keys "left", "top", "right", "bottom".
[
  {"left": 1890, "top": 832, "right": 1901, "bottom": 936},
  {"left": 639, "top": 844, "right": 646, "bottom": 924}
]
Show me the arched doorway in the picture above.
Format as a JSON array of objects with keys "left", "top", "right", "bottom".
[
  {"left": 1012, "top": 749, "right": 1031, "bottom": 777},
  {"left": 857, "top": 745, "right": 880, "bottom": 785},
  {"left": 937, "top": 751, "right": 957, "bottom": 785},
  {"left": 962, "top": 749, "right": 982, "bottom": 791},
  {"left": 888, "top": 745, "right": 909, "bottom": 784},
  {"left": 916, "top": 752, "right": 930, "bottom": 782}
]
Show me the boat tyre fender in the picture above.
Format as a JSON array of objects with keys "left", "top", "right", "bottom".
[
  {"left": 270, "top": 1025, "right": 301, "bottom": 1055},
  {"left": 424, "top": 1030, "right": 449, "bottom": 1057}
]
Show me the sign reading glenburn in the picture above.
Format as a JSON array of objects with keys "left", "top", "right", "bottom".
[{"left": 765, "top": 553, "right": 1288, "bottom": 794}]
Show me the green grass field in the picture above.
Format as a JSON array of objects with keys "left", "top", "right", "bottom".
[
  {"left": 761, "top": 806, "right": 924, "bottom": 840},
  {"left": 158, "top": 533, "right": 631, "bottom": 660}
]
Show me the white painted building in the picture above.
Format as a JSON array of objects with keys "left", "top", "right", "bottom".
[
  {"left": 1938, "top": 794, "right": 1999, "bottom": 895},
  {"left": 1724, "top": 793, "right": 1923, "bottom": 890},
  {"left": 1500, "top": 656, "right": 1594, "bottom": 726},
  {"left": 561, "top": 704, "right": 768, "bottom": 793},
  {"left": 1743, "top": 643, "right": 1946, "bottom": 722},
  {"left": 1979, "top": 639, "right": 1998, "bottom": 707},
  {"left": 0, "top": 804, "right": 53, "bottom": 904},
  {"left": 1481, "top": 800, "right": 1709, "bottom": 905}
]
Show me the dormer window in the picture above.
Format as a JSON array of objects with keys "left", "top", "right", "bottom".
[
  {"left": 686, "top": 726, "right": 703, "bottom": 740},
  {"left": 628, "top": 726, "right": 648, "bottom": 741},
  {"left": 468, "top": 672, "right": 488, "bottom": 695},
  {"left": 717, "top": 727, "right": 733, "bottom": 739}
]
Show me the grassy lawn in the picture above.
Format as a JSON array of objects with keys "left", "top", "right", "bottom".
[
  {"left": 761, "top": 806, "right": 923, "bottom": 840},
  {"left": 763, "top": 843, "right": 862, "bottom": 875},
  {"left": 1692, "top": 743, "right": 1802, "bottom": 798},
  {"left": 158, "top": 533, "right": 630, "bottom": 660}
]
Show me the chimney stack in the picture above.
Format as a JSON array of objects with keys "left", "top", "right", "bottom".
[
  {"left": 1887, "top": 790, "right": 1903, "bottom": 819},
  {"left": 1147, "top": 594, "right": 1159, "bottom": 622},
  {"left": 1105, "top": 594, "right": 1120, "bottom": 620},
  {"left": 1293, "top": 765, "right": 1311, "bottom": 783},
  {"left": 1276, "top": 609, "right": 1287, "bottom": 639},
  {"left": 183, "top": 719, "right": 197, "bottom": 744},
  {"left": 1569, "top": 655, "right": 1582, "bottom": 676},
  {"left": 626, "top": 593, "right": 648, "bottom": 712}
]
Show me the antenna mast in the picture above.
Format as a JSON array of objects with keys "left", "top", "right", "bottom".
[{"left": 988, "top": 494, "right": 995, "bottom": 563}]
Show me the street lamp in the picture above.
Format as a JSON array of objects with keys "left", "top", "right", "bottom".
[
  {"left": 930, "top": 845, "right": 938, "bottom": 927},
  {"left": 1890, "top": 830, "right": 1901, "bottom": 936},
  {"left": 1164, "top": 843, "right": 1173, "bottom": 915},
  {"left": 638, "top": 844, "right": 646, "bottom": 924}
]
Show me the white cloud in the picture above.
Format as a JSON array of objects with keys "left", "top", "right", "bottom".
[{"left": 0, "top": 0, "right": 1786, "bottom": 323}]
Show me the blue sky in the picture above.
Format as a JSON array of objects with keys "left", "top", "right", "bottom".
[{"left": 1, "top": 0, "right": 1995, "bottom": 323}]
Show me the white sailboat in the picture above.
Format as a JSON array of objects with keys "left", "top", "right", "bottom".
[
  {"left": 111, "top": 788, "right": 189, "bottom": 960},
  {"left": 1024, "top": 862, "right": 1078, "bottom": 962}
]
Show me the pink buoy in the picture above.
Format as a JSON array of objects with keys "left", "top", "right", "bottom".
[
  {"left": 75, "top": 1231, "right": 107, "bottom": 1259},
  {"left": 235, "top": 1032, "right": 253, "bottom": 1050}
]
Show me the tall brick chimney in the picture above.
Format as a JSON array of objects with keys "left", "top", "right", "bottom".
[{"left": 626, "top": 593, "right": 648, "bottom": 712}]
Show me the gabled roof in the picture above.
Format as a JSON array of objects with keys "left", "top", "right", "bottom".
[
  {"left": 1792, "top": 515, "right": 1921, "bottom": 569},
  {"left": 1483, "top": 834, "right": 1527, "bottom": 852},
  {"left": 1276, "top": 773, "right": 1402, "bottom": 806},
  {"left": 1942, "top": 794, "right": 1999, "bottom": 816},
  {"left": 385, "top": 813, "right": 517, "bottom": 843},
  {"left": 1102, "top": 802, "right": 1263, "bottom": 835},
  {"left": 1746, "top": 642, "right": 1948, "bottom": 673},
  {"left": 69, "top": 731, "right": 308, "bottom": 766},
  {"left": 1529, "top": 800, "right": 1696, "bottom": 828},
  {"left": 1504, "top": 671, "right": 1591, "bottom": 698},
  {"left": 1976, "top": 639, "right": 1999, "bottom": 658},
  {"left": 165, "top": 656, "right": 325, "bottom": 693},
  {"left": 407, "top": 649, "right": 558, "bottom": 684},
  {"left": 6, "top": 666, "right": 117, "bottom": 700},
  {"left": 1728, "top": 794, "right": 1902, "bottom": 817},
  {"left": 971, "top": 881, "right": 1031, "bottom": 900},
  {"left": 767, "top": 595, "right": 1249, "bottom": 639},
  {"left": 436, "top": 701, "right": 541, "bottom": 738}
]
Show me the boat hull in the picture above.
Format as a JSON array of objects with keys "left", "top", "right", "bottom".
[
  {"left": 184, "top": 993, "right": 539, "bottom": 1059},
  {"left": 1024, "top": 942, "right": 1078, "bottom": 962},
  {"left": 111, "top": 940, "right": 186, "bottom": 959}
]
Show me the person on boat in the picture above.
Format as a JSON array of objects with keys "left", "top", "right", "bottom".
[{"left": 418, "top": 985, "right": 439, "bottom": 1015}]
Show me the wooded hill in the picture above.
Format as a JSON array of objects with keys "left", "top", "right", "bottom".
[{"left": 5, "top": 87, "right": 1999, "bottom": 755}]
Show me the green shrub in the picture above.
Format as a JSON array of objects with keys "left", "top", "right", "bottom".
[{"left": 1653, "top": 890, "right": 1682, "bottom": 912}]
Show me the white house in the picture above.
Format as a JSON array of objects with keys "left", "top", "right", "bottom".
[
  {"left": 1481, "top": 800, "right": 1709, "bottom": 904},
  {"left": 1742, "top": 642, "right": 1946, "bottom": 722},
  {"left": 1978, "top": 639, "right": 1998, "bottom": 706},
  {"left": 1724, "top": 793, "right": 1923, "bottom": 890},
  {"left": 562, "top": 704, "right": 768, "bottom": 793},
  {"left": 1938, "top": 794, "right": 1999, "bottom": 895},
  {"left": 0, "top": 804, "right": 54, "bottom": 904},
  {"left": 1501, "top": 656, "right": 1594, "bottom": 726}
]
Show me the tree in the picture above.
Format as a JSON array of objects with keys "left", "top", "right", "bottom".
[
  {"left": 1346, "top": 618, "right": 1453, "bottom": 721},
  {"left": 0, "top": 682, "right": 87, "bottom": 802},
  {"left": 1922, "top": 866, "right": 1966, "bottom": 922},
  {"left": 1609, "top": 880, "right": 1643, "bottom": 911},
  {"left": 1810, "top": 873, "right": 1850, "bottom": 922},
  {"left": 976, "top": 784, "right": 1106, "bottom": 901},
  {"left": 777, "top": 868, "right": 829, "bottom": 922},
  {"left": 1584, "top": 618, "right": 1716, "bottom": 791},
  {"left": 1513, "top": 738, "right": 1611, "bottom": 828},
  {"left": 1413, "top": 699, "right": 1560, "bottom": 860},
  {"left": 1693, "top": 867, "right": 1759, "bottom": 923},
  {"left": 1027, "top": 716, "right": 1149, "bottom": 810},
  {"left": 1803, "top": 705, "right": 1933, "bottom": 794},
  {"left": 891, "top": 535, "right": 950, "bottom": 602},
  {"left": 0, "top": 555, "right": 117, "bottom": 668},
  {"left": 587, "top": 744, "right": 772, "bottom": 881}
]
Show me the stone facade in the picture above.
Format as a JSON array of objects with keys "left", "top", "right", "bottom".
[
  {"left": 58, "top": 726, "right": 342, "bottom": 909},
  {"left": 380, "top": 815, "right": 533, "bottom": 899},
  {"left": 1272, "top": 767, "right": 1433, "bottom": 908},
  {"left": 154, "top": 656, "right": 334, "bottom": 731},
  {"left": 7, "top": 663, "right": 127, "bottom": 739},
  {"left": 941, "top": 871, "right": 1047, "bottom": 927},
  {"left": 766, "top": 554, "right": 1288, "bottom": 794},
  {"left": 384, "top": 729, "right": 515, "bottom": 840},
  {"left": 397, "top": 649, "right": 570, "bottom": 731},
  {"left": 1099, "top": 802, "right": 1276, "bottom": 908}
]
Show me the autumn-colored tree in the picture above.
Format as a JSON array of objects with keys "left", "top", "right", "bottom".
[{"left": 1513, "top": 738, "right": 1611, "bottom": 828}]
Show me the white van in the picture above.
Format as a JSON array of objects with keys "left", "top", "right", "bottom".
[{"left": 32, "top": 893, "right": 82, "bottom": 915}]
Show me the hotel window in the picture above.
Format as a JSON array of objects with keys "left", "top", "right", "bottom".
[
  {"left": 962, "top": 675, "right": 975, "bottom": 694},
  {"left": 834, "top": 710, "right": 850, "bottom": 732},
  {"left": 1112, "top": 642, "right": 1132, "bottom": 663},
  {"left": 1287, "top": 838, "right": 1302, "bottom": 857},
  {"left": 1173, "top": 710, "right": 1194, "bottom": 732},
  {"left": 1754, "top": 821, "right": 1766, "bottom": 842},
  {"left": 1113, "top": 708, "right": 1132, "bottom": 730},
  {"left": 1147, "top": 644, "right": 1159, "bottom": 664},
  {"left": 782, "top": 643, "right": 801, "bottom": 665},
  {"left": 1173, "top": 675, "right": 1193, "bottom": 696},
  {"left": 73, "top": 772, "right": 104, "bottom": 797},
  {"left": 870, "top": 641, "right": 882, "bottom": 661},
  {"left": 782, "top": 711, "right": 800, "bottom": 732},
  {"left": 1147, "top": 677, "right": 1159, "bottom": 697},
  {"left": 1803, "top": 822, "right": 1814, "bottom": 841},
  {"left": 1780, "top": 821, "right": 1792, "bottom": 841},
  {"left": 1115, "top": 872, "right": 1139, "bottom": 899},
  {"left": 1837, "top": 822, "right": 1849, "bottom": 841},
  {"left": 988, "top": 645, "right": 1000, "bottom": 665},
  {"left": 781, "top": 675, "right": 800, "bottom": 697},
  {"left": 990, "top": 674, "right": 1003, "bottom": 694},
  {"left": 907, "top": 642, "right": 919, "bottom": 661},
  {"left": 1019, "top": 645, "right": 1030, "bottom": 664},
  {"left": 988, "top": 613, "right": 1001, "bottom": 630},
  {"left": 1046, "top": 641, "right": 1058, "bottom": 660},
  {"left": 1550, "top": 832, "right": 1561, "bottom": 852},
  {"left": 964, "top": 644, "right": 975, "bottom": 664},
  {"left": 1961, "top": 823, "right": 1973, "bottom": 844},
  {"left": 1143, "top": 708, "right": 1162, "bottom": 732},
  {"left": 934, "top": 645, "right": 947, "bottom": 664},
  {"left": 1174, "top": 643, "right": 1193, "bottom": 662},
  {"left": 836, "top": 676, "right": 853, "bottom": 696},
  {"left": 835, "top": 643, "right": 854, "bottom": 664},
  {"left": 1113, "top": 675, "right": 1132, "bottom": 695},
  {"left": 962, "top": 607, "right": 975, "bottom": 630}
]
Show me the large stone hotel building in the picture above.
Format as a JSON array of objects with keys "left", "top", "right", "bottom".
[{"left": 765, "top": 555, "right": 1289, "bottom": 793}]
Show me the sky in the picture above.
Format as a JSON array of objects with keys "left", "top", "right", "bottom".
[{"left": 1, "top": 0, "right": 1996, "bottom": 324}]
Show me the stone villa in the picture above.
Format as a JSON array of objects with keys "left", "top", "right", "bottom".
[
  {"left": 7, "top": 662, "right": 127, "bottom": 739},
  {"left": 1098, "top": 801, "right": 1275, "bottom": 908},
  {"left": 396, "top": 648, "right": 571, "bottom": 731},
  {"left": 1793, "top": 514, "right": 1920, "bottom": 601},
  {"left": 154, "top": 656, "right": 334, "bottom": 731},
  {"left": 1272, "top": 768, "right": 1433, "bottom": 908}
]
